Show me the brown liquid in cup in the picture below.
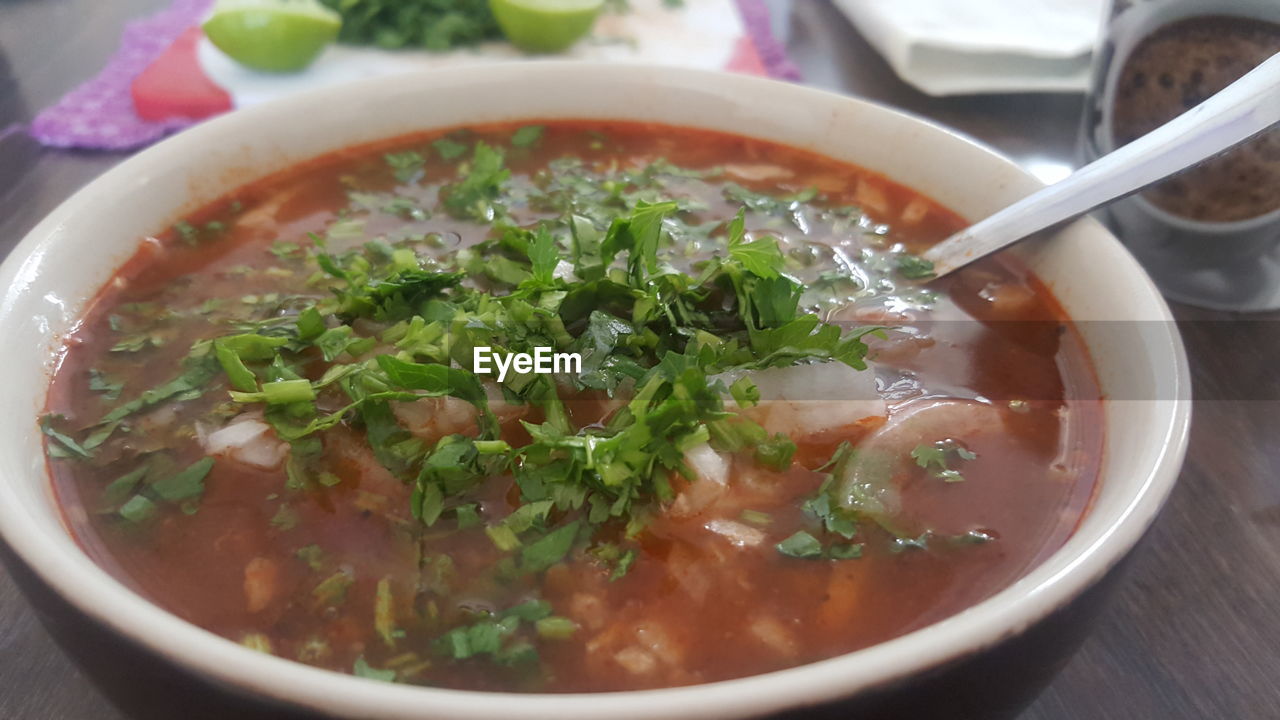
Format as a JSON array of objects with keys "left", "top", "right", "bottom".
[{"left": 1112, "top": 15, "right": 1280, "bottom": 223}]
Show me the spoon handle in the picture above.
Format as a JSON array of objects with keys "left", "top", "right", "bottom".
[{"left": 924, "top": 52, "right": 1280, "bottom": 278}]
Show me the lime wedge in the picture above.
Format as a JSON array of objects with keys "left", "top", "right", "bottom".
[
  {"left": 203, "top": 0, "right": 341, "bottom": 73},
  {"left": 489, "top": 0, "right": 604, "bottom": 54}
]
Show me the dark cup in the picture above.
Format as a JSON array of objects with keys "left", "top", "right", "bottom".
[{"left": 1080, "top": 0, "right": 1280, "bottom": 311}]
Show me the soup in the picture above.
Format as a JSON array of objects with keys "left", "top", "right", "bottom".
[{"left": 42, "top": 121, "right": 1102, "bottom": 692}]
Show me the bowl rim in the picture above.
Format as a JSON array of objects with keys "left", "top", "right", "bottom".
[{"left": 0, "top": 62, "right": 1191, "bottom": 719}]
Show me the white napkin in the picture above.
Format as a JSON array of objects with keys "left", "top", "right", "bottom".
[{"left": 834, "top": 0, "right": 1106, "bottom": 96}]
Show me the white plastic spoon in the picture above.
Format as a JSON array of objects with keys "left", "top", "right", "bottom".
[{"left": 923, "top": 52, "right": 1280, "bottom": 278}]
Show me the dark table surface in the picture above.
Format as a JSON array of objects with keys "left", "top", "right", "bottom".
[{"left": 1, "top": 1, "right": 1278, "bottom": 718}]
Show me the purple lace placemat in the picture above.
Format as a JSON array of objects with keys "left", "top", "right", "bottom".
[
  {"left": 29, "top": 0, "right": 214, "bottom": 151},
  {"left": 29, "top": 0, "right": 798, "bottom": 152},
  {"left": 0, "top": 123, "right": 28, "bottom": 145}
]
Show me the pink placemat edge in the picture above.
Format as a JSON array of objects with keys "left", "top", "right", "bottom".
[
  {"left": 28, "top": 0, "right": 213, "bottom": 151},
  {"left": 29, "top": 0, "right": 800, "bottom": 151}
]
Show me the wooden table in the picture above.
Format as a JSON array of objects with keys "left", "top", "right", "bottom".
[{"left": 1, "top": 1, "right": 1277, "bottom": 717}]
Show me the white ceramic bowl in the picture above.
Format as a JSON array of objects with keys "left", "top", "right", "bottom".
[{"left": 0, "top": 64, "right": 1190, "bottom": 719}]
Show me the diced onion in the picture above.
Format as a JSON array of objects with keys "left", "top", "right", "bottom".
[
  {"left": 683, "top": 443, "right": 728, "bottom": 486},
  {"left": 203, "top": 416, "right": 287, "bottom": 469},
  {"left": 668, "top": 443, "right": 730, "bottom": 519},
  {"left": 722, "top": 163, "right": 795, "bottom": 182},
  {"left": 614, "top": 647, "right": 658, "bottom": 675},
  {"left": 836, "top": 398, "right": 1005, "bottom": 517},
  {"left": 552, "top": 260, "right": 575, "bottom": 281},
  {"left": 717, "top": 361, "right": 887, "bottom": 437},
  {"left": 750, "top": 616, "right": 799, "bottom": 657},
  {"left": 704, "top": 518, "right": 766, "bottom": 547}
]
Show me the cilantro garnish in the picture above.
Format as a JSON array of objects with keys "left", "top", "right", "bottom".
[
  {"left": 56, "top": 144, "right": 952, "bottom": 670},
  {"left": 88, "top": 369, "right": 123, "bottom": 400},
  {"left": 433, "top": 137, "right": 469, "bottom": 160},
  {"left": 320, "top": 0, "right": 501, "bottom": 51},
  {"left": 441, "top": 142, "right": 510, "bottom": 222},
  {"left": 896, "top": 254, "right": 936, "bottom": 280},
  {"left": 521, "top": 521, "right": 581, "bottom": 573},
  {"left": 776, "top": 530, "right": 822, "bottom": 558},
  {"left": 149, "top": 457, "right": 214, "bottom": 502},
  {"left": 353, "top": 656, "right": 396, "bottom": 682},
  {"left": 40, "top": 414, "right": 92, "bottom": 460},
  {"left": 511, "top": 125, "right": 545, "bottom": 148},
  {"left": 910, "top": 441, "right": 978, "bottom": 483},
  {"left": 726, "top": 209, "right": 784, "bottom": 278},
  {"left": 384, "top": 150, "right": 425, "bottom": 184}
]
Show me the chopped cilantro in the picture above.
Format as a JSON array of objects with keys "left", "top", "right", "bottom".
[
  {"left": 296, "top": 307, "right": 326, "bottom": 341},
  {"left": 610, "top": 548, "right": 637, "bottom": 581},
  {"left": 269, "top": 240, "right": 304, "bottom": 260},
  {"left": 828, "top": 543, "right": 864, "bottom": 560},
  {"left": 39, "top": 414, "right": 92, "bottom": 460},
  {"left": 100, "top": 465, "right": 149, "bottom": 511},
  {"left": 214, "top": 340, "right": 258, "bottom": 393},
  {"left": 590, "top": 543, "right": 638, "bottom": 581},
  {"left": 911, "top": 441, "right": 977, "bottom": 483},
  {"left": 521, "top": 521, "right": 580, "bottom": 573},
  {"left": 118, "top": 494, "right": 156, "bottom": 523},
  {"left": 149, "top": 457, "right": 214, "bottom": 502},
  {"left": 726, "top": 209, "right": 784, "bottom": 278},
  {"left": 57, "top": 145, "right": 944, "bottom": 641},
  {"left": 313, "top": 569, "right": 354, "bottom": 607},
  {"left": 320, "top": 0, "right": 501, "bottom": 51},
  {"left": 503, "top": 599, "right": 553, "bottom": 622},
  {"left": 296, "top": 544, "right": 326, "bottom": 571},
  {"left": 269, "top": 504, "right": 300, "bottom": 531},
  {"left": 110, "top": 333, "right": 160, "bottom": 353},
  {"left": 896, "top": 254, "right": 936, "bottom": 279},
  {"left": 173, "top": 220, "right": 200, "bottom": 245},
  {"left": 511, "top": 125, "right": 545, "bottom": 148},
  {"left": 754, "top": 433, "right": 796, "bottom": 471},
  {"left": 353, "top": 656, "right": 396, "bottom": 682},
  {"left": 454, "top": 503, "right": 481, "bottom": 529},
  {"left": 240, "top": 634, "right": 273, "bottom": 654},
  {"left": 728, "top": 376, "right": 760, "bottom": 407},
  {"left": 384, "top": 150, "right": 425, "bottom": 183},
  {"left": 88, "top": 369, "right": 123, "bottom": 400},
  {"left": 486, "top": 524, "right": 521, "bottom": 552},
  {"left": 441, "top": 142, "right": 509, "bottom": 222},
  {"left": 776, "top": 531, "right": 823, "bottom": 558},
  {"left": 98, "top": 342, "right": 220, "bottom": 426},
  {"left": 231, "top": 378, "right": 315, "bottom": 405},
  {"left": 535, "top": 616, "right": 578, "bottom": 639},
  {"left": 433, "top": 137, "right": 469, "bottom": 160}
]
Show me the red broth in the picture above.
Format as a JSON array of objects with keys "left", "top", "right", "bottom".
[{"left": 44, "top": 121, "right": 1102, "bottom": 692}]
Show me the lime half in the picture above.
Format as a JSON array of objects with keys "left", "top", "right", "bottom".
[
  {"left": 203, "top": 0, "right": 341, "bottom": 73},
  {"left": 489, "top": 0, "right": 604, "bottom": 54}
]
